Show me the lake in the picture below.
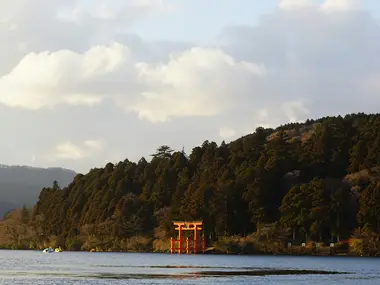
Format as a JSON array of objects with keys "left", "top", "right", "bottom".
[{"left": 0, "top": 250, "right": 379, "bottom": 284}]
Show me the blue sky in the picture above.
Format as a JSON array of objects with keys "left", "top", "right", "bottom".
[
  {"left": 133, "top": 0, "right": 380, "bottom": 43},
  {"left": 132, "top": 0, "right": 277, "bottom": 43}
]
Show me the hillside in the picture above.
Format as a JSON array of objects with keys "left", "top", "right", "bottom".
[
  {"left": 6, "top": 113, "right": 380, "bottom": 254},
  {"left": 0, "top": 166, "right": 76, "bottom": 217}
]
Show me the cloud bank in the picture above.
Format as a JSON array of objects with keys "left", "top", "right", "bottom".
[{"left": 0, "top": 0, "right": 379, "bottom": 172}]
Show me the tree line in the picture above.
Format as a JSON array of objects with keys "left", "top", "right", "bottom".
[{"left": 5, "top": 113, "right": 380, "bottom": 254}]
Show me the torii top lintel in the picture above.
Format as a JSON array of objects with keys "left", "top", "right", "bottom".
[{"left": 173, "top": 221, "right": 203, "bottom": 231}]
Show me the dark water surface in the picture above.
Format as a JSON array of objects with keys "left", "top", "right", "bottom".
[{"left": 0, "top": 250, "right": 379, "bottom": 284}]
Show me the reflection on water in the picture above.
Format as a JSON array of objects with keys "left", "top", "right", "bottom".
[
  {"left": 0, "top": 250, "right": 379, "bottom": 284},
  {"left": 0, "top": 267, "right": 346, "bottom": 280}
]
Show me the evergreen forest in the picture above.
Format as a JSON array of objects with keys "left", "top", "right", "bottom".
[{"left": 2, "top": 113, "right": 380, "bottom": 256}]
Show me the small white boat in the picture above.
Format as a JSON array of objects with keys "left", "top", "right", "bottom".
[{"left": 42, "top": 247, "right": 54, "bottom": 253}]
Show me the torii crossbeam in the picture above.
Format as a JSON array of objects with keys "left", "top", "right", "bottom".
[{"left": 170, "top": 221, "right": 206, "bottom": 254}]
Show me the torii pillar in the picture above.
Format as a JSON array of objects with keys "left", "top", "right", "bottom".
[{"left": 171, "top": 221, "right": 205, "bottom": 254}]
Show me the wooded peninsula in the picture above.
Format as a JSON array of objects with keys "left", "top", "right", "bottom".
[{"left": 1, "top": 113, "right": 379, "bottom": 256}]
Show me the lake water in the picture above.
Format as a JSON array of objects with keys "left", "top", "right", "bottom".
[{"left": 0, "top": 250, "right": 379, "bottom": 284}]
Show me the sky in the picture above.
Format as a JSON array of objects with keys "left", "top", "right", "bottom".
[{"left": 0, "top": 0, "right": 379, "bottom": 173}]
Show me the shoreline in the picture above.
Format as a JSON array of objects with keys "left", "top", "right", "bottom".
[{"left": 0, "top": 247, "right": 377, "bottom": 257}]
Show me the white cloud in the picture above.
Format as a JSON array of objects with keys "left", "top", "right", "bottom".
[
  {"left": 128, "top": 47, "right": 267, "bottom": 122},
  {"left": 0, "top": 0, "right": 172, "bottom": 77},
  {"left": 54, "top": 142, "right": 84, "bottom": 160},
  {"left": 278, "top": 0, "right": 316, "bottom": 10},
  {"left": 0, "top": 43, "right": 131, "bottom": 109},
  {"left": 278, "top": 0, "right": 361, "bottom": 11},
  {"left": 218, "top": 1, "right": 380, "bottom": 135},
  {"left": 0, "top": 0, "right": 379, "bottom": 172},
  {"left": 83, "top": 139, "right": 104, "bottom": 152},
  {"left": 258, "top": 109, "right": 269, "bottom": 120},
  {"left": 0, "top": 45, "right": 267, "bottom": 123},
  {"left": 49, "top": 139, "right": 104, "bottom": 161},
  {"left": 282, "top": 101, "right": 310, "bottom": 123},
  {"left": 322, "top": 0, "right": 360, "bottom": 12},
  {"left": 219, "top": 127, "right": 236, "bottom": 139},
  {"left": 60, "top": 0, "right": 167, "bottom": 24}
]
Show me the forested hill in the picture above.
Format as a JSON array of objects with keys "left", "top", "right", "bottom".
[
  {"left": 33, "top": 113, "right": 380, "bottom": 251},
  {"left": 0, "top": 166, "right": 76, "bottom": 217}
]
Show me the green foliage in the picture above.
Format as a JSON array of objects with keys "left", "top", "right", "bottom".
[
  {"left": 358, "top": 182, "right": 380, "bottom": 234},
  {"left": 151, "top": 145, "right": 174, "bottom": 159},
  {"left": 23, "top": 113, "right": 380, "bottom": 254},
  {"left": 152, "top": 238, "right": 171, "bottom": 253},
  {"left": 214, "top": 235, "right": 258, "bottom": 254}
]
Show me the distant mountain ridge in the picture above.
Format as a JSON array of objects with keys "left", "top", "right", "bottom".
[
  {"left": 0, "top": 165, "right": 76, "bottom": 218},
  {"left": 0, "top": 164, "right": 74, "bottom": 171}
]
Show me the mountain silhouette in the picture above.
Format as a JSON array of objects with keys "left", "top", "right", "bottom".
[{"left": 0, "top": 165, "right": 76, "bottom": 218}]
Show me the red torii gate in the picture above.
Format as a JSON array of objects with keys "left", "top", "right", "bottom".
[{"left": 170, "top": 221, "right": 206, "bottom": 254}]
